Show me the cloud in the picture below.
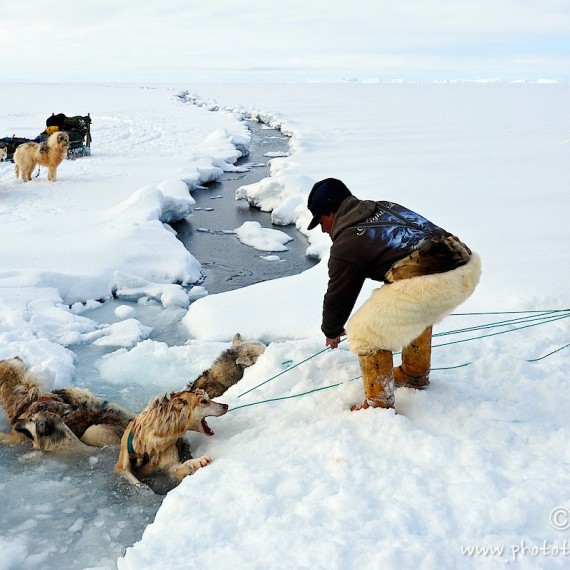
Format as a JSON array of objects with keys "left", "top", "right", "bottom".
[{"left": 2, "top": 0, "right": 569, "bottom": 81}]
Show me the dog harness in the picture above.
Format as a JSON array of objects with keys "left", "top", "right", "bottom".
[
  {"left": 127, "top": 431, "right": 150, "bottom": 468},
  {"left": 127, "top": 431, "right": 135, "bottom": 455},
  {"left": 38, "top": 395, "right": 57, "bottom": 402}
]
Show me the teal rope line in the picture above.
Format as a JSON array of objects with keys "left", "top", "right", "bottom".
[
  {"left": 237, "top": 310, "right": 570, "bottom": 400},
  {"left": 451, "top": 309, "right": 569, "bottom": 316},
  {"left": 231, "top": 375, "right": 363, "bottom": 412},
  {"left": 237, "top": 340, "right": 345, "bottom": 398},
  {"left": 231, "top": 362, "right": 486, "bottom": 411},
  {"left": 432, "top": 362, "right": 471, "bottom": 370},
  {"left": 310, "top": 361, "right": 471, "bottom": 386},
  {"left": 434, "top": 310, "right": 570, "bottom": 338},
  {"left": 231, "top": 338, "right": 569, "bottom": 413},
  {"left": 231, "top": 339, "right": 568, "bottom": 412},
  {"left": 433, "top": 313, "right": 570, "bottom": 348},
  {"left": 231, "top": 382, "right": 344, "bottom": 412},
  {"left": 526, "top": 342, "right": 570, "bottom": 362}
]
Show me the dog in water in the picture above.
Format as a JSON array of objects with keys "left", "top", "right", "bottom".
[
  {"left": 14, "top": 131, "right": 69, "bottom": 182},
  {"left": 115, "top": 388, "right": 228, "bottom": 488},
  {"left": 12, "top": 412, "right": 93, "bottom": 452},
  {"left": 187, "top": 333, "right": 266, "bottom": 398},
  {"left": 0, "top": 357, "right": 134, "bottom": 451}
]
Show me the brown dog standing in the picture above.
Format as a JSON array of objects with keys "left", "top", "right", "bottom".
[{"left": 14, "top": 131, "right": 69, "bottom": 182}]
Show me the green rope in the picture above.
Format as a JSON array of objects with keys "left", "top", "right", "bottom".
[
  {"left": 231, "top": 375, "right": 364, "bottom": 412},
  {"left": 526, "top": 342, "right": 570, "bottom": 362},
  {"left": 434, "top": 310, "right": 569, "bottom": 338},
  {"left": 230, "top": 340, "right": 568, "bottom": 412},
  {"left": 433, "top": 313, "right": 569, "bottom": 348},
  {"left": 451, "top": 309, "right": 569, "bottom": 315},
  {"left": 230, "top": 336, "right": 570, "bottom": 411},
  {"left": 236, "top": 309, "right": 570, "bottom": 402},
  {"left": 238, "top": 340, "right": 345, "bottom": 398},
  {"left": 231, "top": 382, "right": 344, "bottom": 412},
  {"left": 432, "top": 362, "right": 471, "bottom": 370},
  {"left": 231, "top": 342, "right": 569, "bottom": 414}
]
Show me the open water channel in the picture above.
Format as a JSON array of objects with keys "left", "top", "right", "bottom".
[
  {"left": 175, "top": 120, "right": 315, "bottom": 293},
  {"left": 0, "top": 120, "right": 315, "bottom": 569}
]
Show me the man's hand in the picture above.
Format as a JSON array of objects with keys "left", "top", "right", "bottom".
[{"left": 326, "top": 331, "right": 345, "bottom": 350}]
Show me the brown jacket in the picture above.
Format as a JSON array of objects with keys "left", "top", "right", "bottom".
[{"left": 322, "top": 196, "right": 470, "bottom": 338}]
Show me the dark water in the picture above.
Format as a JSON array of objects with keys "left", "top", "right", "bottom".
[{"left": 173, "top": 120, "right": 316, "bottom": 294}]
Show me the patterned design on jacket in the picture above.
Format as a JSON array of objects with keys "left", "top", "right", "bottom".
[{"left": 354, "top": 201, "right": 446, "bottom": 251}]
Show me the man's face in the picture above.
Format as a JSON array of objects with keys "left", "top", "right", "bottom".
[{"left": 318, "top": 213, "right": 335, "bottom": 235}]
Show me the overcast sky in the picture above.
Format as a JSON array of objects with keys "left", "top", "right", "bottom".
[{"left": 2, "top": 0, "right": 569, "bottom": 83}]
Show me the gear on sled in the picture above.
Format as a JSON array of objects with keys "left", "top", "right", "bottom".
[
  {"left": 45, "top": 113, "right": 92, "bottom": 158},
  {"left": 1, "top": 112, "right": 92, "bottom": 161}
]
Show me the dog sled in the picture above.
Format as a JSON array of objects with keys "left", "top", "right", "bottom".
[{"left": 0, "top": 112, "right": 92, "bottom": 161}]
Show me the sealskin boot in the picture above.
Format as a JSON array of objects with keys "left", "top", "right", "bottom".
[
  {"left": 394, "top": 326, "right": 432, "bottom": 389},
  {"left": 351, "top": 349, "right": 395, "bottom": 411}
]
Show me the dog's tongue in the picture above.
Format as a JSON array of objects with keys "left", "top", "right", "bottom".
[{"left": 202, "top": 418, "right": 214, "bottom": 436}]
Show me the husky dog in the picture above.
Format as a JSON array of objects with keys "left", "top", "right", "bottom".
[
  {"left": 115, "top": 389, "right": 228, "bottom": 488},
  {"left": 187, "top": 333, "right": 266, "bottom": 398},
  {"left": 14, "top": 131, "right": 69, "bottom": 182},
  {"left": 0, "top": 144, "right": 7, "bottom": 163},
  {"left": 0, "top": 357, "right": 134, "bottom": 451},
  {"left": 13, "top": 412, "right": 92, "bottom": 452}
]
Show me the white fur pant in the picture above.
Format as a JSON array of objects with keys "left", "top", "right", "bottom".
[{"left": 346, "top": 253, "right": 481, "bottom": 354}]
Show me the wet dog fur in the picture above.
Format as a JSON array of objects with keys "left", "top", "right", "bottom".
[
  {"left": 187, "top": 333, "right": 266, "bottom": 398},
  {"left": 12, "top": 412, "right": 92, "bottom": 452},
  {"left": 0, "top": 357, "right": 134, "bottom": 451},
  {"left": 14, "top": 131, "right": 69, "bottom": 182},
  {"left": 115, "top": 388, "right": 228, "bottom": 488}
]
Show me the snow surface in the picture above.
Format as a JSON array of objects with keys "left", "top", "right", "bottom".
[{"left": 1, "top": 82, "right": 570, "bottom": 570}]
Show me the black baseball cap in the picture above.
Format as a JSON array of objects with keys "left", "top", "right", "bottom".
[{"left": 307, "top": 178, "right": 352, "bottom": 230}]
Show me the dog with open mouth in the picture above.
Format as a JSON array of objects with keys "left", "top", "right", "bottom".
[{"left": 115, "top": 388, "right": 228, "bottom": 488}]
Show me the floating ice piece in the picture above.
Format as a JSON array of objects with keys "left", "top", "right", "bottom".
[
  {"left": 234, "top": 221, "right": 292, "bottom": 252},
  {"left": 86, "top": 318, "right": 153, "bottom": 348},
  {"left": 114, "top": 304, "right": 136, "bottom": 320},
  {"left": 114, "top": 271, "right": 190, "bottom": 308}
]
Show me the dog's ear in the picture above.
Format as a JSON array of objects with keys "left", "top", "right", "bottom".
[
  {"left": 36, "top": 414, "right": 57, "bottom": 437},
  {"left": 22, "top": 385, "right": 41, "bottom": 403},
  {"left": 232, "top": 333, "right": 242, "bottom": 346},
  {"left": 188, "top": 389, "right": 213, "bottom": 406},
  {"left": 192, "top": 388, "right": 209, "bottom": 401},
  {"left": 167, "top": 390, "right": 188, "bottom": 404},
  {"left": 172, "top": 389, "right": 206, "bottom": 408},
  {"left": 236, "top": 354, "right": 256, "bottom": 367}
]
